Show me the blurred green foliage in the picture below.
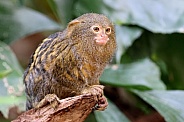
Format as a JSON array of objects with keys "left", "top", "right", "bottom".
[{"left": 1, "top": 0, "right": 184, "bottom": 121}]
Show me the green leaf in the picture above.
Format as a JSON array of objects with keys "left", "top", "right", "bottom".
[
  {"left": 85, "top": 113, "right": 97, "bottom": 122},
  {"left": 100, "top": 58, "right": 166, "bottom": 90},
  {"left": 0, "top": 1, "right": 60, "bottom": 43},
  {"left": 0, "top": 42, "right": 23, "bottom": 77},
  {"left": 134, "top": 90, "right": 184, "bottom": 122},
  {"left": 0, "top": 96, "right": 25, "bottom": 104},
  {"left": 48, "top": 0, "right": 76, "bottom": 25},
  {"left": 103, "top": 0, "right": 184, "bottom": 33},
  {"left": 94, "top": 100, "right": 130, "bottom": 122},
  {"left": 150, "top": 33, "right": 184, "bottom": 89},
  {"left": 0, "top": 68, "right": 12, "bottom": 79},
  {"left": 0, "top": 41, "right": 25, "bottom": 118},
  {"left": 74, "top": 0, "right": 104, "bottom": 17},
  {"left": 0, "top": 96, "right": 26, "bottom": 119},
  {"left": 115, "top": 25, "right": 143, "bottom": 63}
]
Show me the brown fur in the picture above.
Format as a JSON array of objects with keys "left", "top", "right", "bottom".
[{"left": 24, "top": 13, "right": 116, "bottom": 110}]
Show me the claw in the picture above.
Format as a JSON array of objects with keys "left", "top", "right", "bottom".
[
  {"left": 82, "top": 85, "right": 108, "bottom": 111},
  {"left": 35, "top": 94, "right": 60, "bottom": 109}
]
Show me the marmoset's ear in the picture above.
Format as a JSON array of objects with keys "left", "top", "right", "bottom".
[
  {"left": 67, "top": 19, "right": 80, "bottom": 36},
  {"left": 67, "top": 19, "right": 80, "bottom": 28}
]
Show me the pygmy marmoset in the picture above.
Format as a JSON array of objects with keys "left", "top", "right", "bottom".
[{"left": 24, "top": 13, "right": 116, "bottom": 110}]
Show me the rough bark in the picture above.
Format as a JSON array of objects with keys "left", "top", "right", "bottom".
[{"left": 12, "top": 94, "right": 98, "bottom": 122}]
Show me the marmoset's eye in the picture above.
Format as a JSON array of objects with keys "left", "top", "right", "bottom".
[
  {"left": 93, "top": 26, "right": 100, "bottom": 32},
  {"left": 105, "top": 27, "right": 111, "bottom": 34}
]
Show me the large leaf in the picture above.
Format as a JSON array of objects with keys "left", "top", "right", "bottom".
[
  {"left": 134, "top": 90, "right": 184, "bottom": 122},
  {"left": 47, "top": 0, "right": 76, "bottom": 25},
  {"left": 100, "top": 58, "right": 166, "bottom": 90},
  {"left": 103, "top": 0, "right": 184, "bottom": 33},
  {"left": 74, "top": 0, "right": 104, "bottom": 17},
  {"left": 125, "top": 32, "right": 184, "bottom": 89},
  {"left": 115, "top": 25, "right": 143, "bottom": 63},
  {"left": 85, "top": 113, "right": 97, "bottom": 122},
  {"left": 0, "top": 41, "right": 25, "bottom": 118},
  {"left": 150, "top": 33, "right": 184, "bottom": 89},
  {"left": 94, "top": 100, "right": 130, "bottom": 122},
  {"left": 0, "top": 1, "right": 60, "bottom": 43},
  {"left": 75, "top": 0, "right": 184, "bottom": 33}
]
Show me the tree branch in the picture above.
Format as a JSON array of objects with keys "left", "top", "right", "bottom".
[{"left": 12, "top": 93, "right": 102, "bottom": 122}]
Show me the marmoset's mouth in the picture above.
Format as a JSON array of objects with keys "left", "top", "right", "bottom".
[{"left": 95, "top": 36, "right": 109, "bottom": 45}]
